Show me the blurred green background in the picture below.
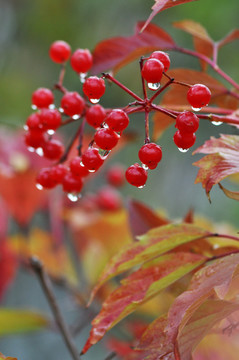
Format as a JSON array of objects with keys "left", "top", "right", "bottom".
[{"left": 0, "top": 0, "right": 239, "bottom": 358}]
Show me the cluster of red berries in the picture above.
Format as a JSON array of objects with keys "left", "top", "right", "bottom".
[{"left": 24, "top": 40, "right": 212, "bottom": 199}]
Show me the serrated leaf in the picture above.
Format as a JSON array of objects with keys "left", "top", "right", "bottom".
[
  {"left": 0, "top": 309, "right": 49, "bottom": 335},
  {"left": 88, "top": 224, "right": 211, "bottom": 304},
  {"left": 82, "top": 252, "right": 206, "bottom": 354},
  {"left": 193, "top": 135, "right": 239, "bottom": 199},
  {"left": 91, "top": 22, "right": 175, "bottom": 75},
  {"left": 142, "top": 0, "right": 198, "bottom": 32}
]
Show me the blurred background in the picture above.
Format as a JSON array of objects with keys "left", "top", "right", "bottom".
[{"left": 0, "top": 0, "right": 239, "bottom": 359}]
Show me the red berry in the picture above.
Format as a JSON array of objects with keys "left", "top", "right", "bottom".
[
  {"left": 105, "top": 109, "right": 129, "bottom": 132},
  {"left": 94, "top": 128, "right": 119, "bottom": 150},
  {"left": 147, "top": 161, "right": 158, "bottom": 170},
  {"left": 173, "top": 131, "right": 196, "bottom": 149},
  {"left": 83, "top": 76, "right": 105, "bottom": 101},
  {"left": 141, "top": 58, "right": 164, "bottom": 84},
  {"left": 26, "top": 113, "right": 42, "bottom": 130},
  {"left": 62, "top": 172, "right": 83, "bottom": 193},
  {"left": 187, "top": 84, "right": 211, "bottom": 109},
  {"left": 50, "top": 164, "right": 68, "bottom": 183},
  {"left": 42, "top": 139, "right": 64, "bottom": 160},
  {"left": 107, "top": 165, "right": 125, "bottom": 187},
  {"left": 81, "top": 148, "right": 104, "bottom": 171},
  {"left": 32, "top": 88, "right": 54, "bottom": 109},
  {"left": 49, "top": 40, "right": 71, "bottom": 63},
  {"left": 149, "top": 51, "right": 170, "bottom": 71},
  {"left": 175, "top": 111, "right": 199, "bottom": 134},
  {"left": 70, "top": 49, "right": 93, "bottom": 73},
  {"left": 138, "top": 143, "right": 162, "bottom": 167},
  {"left": 36, "top": 168, "right": 56, "bottom": 189},
  {"left": 24, "top": 129, "right": 46, "bottom": 149},
  {"left": 70, "top": 156, "right": 90, "bottom": 177},
  {"left": 86, "top": 104, "right": 106, "bottom": 128},
  {"left": 125, "top": 163, "right": 148, "bottom": 187},
  {"left": 39, "top": 108, "right": 62, "bottom": 131},
  {"left": 97, "top": 186, "right": 122, "bottom": 211},
  {"left": 60, "top": 91, "right": 85, "bottom": 117}
]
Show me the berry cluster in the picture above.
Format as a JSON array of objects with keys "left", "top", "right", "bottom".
[{"left": 24, "top": 40, "right": 211, "bottom": 199}]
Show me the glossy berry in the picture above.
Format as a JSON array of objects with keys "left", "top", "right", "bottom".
[
  {"left": 83, "top": 76, "right": 105, "bottom": 101},
  {"left": 175, "top": 111, "right": 199, "bottom": 134},
  {"left": 60, "top": 91, "right": 85, "bottom": 117},
  {"left": 36, "top": 168, "right": 56, "bottom": 189},
  {"left": 107, "top": 165, "right": 125, "bottom": 187},
  {"left": 62, "top": 172, "right": 83, "bottom": 193},
  {"left": 26, "top": 113, "right": 42, "bottom": 130},
  {"left": 50, "top": 164, "right": 68, "bottom": 183},
  {"left": 70, "top": 156, "right": 90, "bottom": 177},
  {"left": 42, "top": 139, "right": 64, "bottom": 160},
  {"left": 49, "top": 40, "right": 71, "bottom": 64},
  {"left": 150, "top": 51, "right": 170, "bottom": 72},
  {"left": 24, "top": 130, "right": 46, "bottom": 149},
  {"left": 105, "top": 109, "right": 129, "bottom": 132},
  {"left": 173, "top": 131, "right": 196, "bottom": 149},
  {"left": 32, "top": 88, "right": 54, "bottom": 109},
  {"left": 70, "top": 49, "right": 93, "bottom": 73},
  {"left": 40, "top": 108, "right": 62, "bottom": 131},
  {"left": 187, "top": 84, "right": 211, "bottom": 108},
  {"left": 138, "top": 143, "right": 162, "bottom": 168},
  {"left": 97, "top": 186, "right": 122, "bottom": 211},
  {"left": 125, "top": 163, "right": 148, "bottom": 187},
  {"left": 81, "top": 148, "right": 104, "bottom": 171},
  {"left": 86, "top": 104, "right": 106, "bottom": 128},
  {"left": 141, "top": 58, "right": 164, "bottom": 84},
  {"left": 94, "top": 128, "right": 120, "bottom": 150}
]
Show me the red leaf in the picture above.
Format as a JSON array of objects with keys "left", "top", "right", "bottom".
[
  {"left": 91, "top": 22, "right": 175, "bottom": 75},
  {"left": 142, "top": 0, "right": 198, "bottom": 32},
  {"left": 193, "top": 135, "right": 239, "bottom": 199},
  {"left": 218, "top": 183, "right": 239, "bottom": 201},
  {"left": 0, "top": 241, "right": 17, "bottom": 300},
  {"left": 218, "top": 29, "right": 239, "bottom": 49},
  {"left": 152, "top": 111, "right": 175, "bottom": 141},
  {"left": 82, "top": 252, "right": 206, "bottom": 354}
]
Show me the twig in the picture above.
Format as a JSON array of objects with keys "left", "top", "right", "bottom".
[
  {"left": 30, "top": 256, "right": 81, "bottom": 360},
  {"left": 104, "top": 352, "right": 117, "bottom": 360},
  {"left": 102, "top": 73, "right": 143, "bottom": 102}
]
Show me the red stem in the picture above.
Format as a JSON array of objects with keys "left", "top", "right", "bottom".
[
  {"left": 144, "top": 109, "right": 150, "bottom": 144},
  {"left": 102, "top": 73, "right": 143, "bottom": 102},
  {"left": 139, "top": 57, "right": 148, "bottom": 100},
  {"left": 149, "top": 78, "right": 174, "bottom": 104}
]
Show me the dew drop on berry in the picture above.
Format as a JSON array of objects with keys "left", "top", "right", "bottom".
[
  {"left": 47, "top": 129, "right": 55, "bottom": 135},
  {"left": 59, "top": 107, "right": 64, "bottom": 113},
  {"left": 147, "top": 82, "right": 161, "bottom": 91},
  {"left": 178, "top": 147, "right": 189, "bottom": 153},
  {"left": 88, "top": 169, "right": 96, "bottom": 173},
  {"left": 36, "top": 183, "right": 43, "bottom": 190},
  {"left": 72, "top": 114, "right": 80, "bottom": 120},
  {"left": 79, "top": 72, "right": 87, "bottom": 83},
  {"left": 31, "top": 105, "right": 37, "bottom": 110},
  {"left": 27, "top": 146, "right": 35, "bottom": 153},
  {"left": 137, "top": 185, "right": 145, "bottom": 189},
  {"left": 211, "top": 121, "right": 223, "bottom": 126},
  {"left": 142, "top": 163, "right": 149, "bottom": 170},
  {"left": 36, "top": 147, "right": 44, "bottom": 156},
  {"left": 103, "top": 123, "right": 109, "bottom": 129},
  {"left": 90, "top": 98, "right": 100, "bottom": 104},
  {"left": 67, "top": 193, "right": 79, "bottom": 202},
  {"left": 24, "top": 125, "right": 29, "bottom": 131},
  {"left": 49, "top": 104, "right": 55, "bottom": 110},
  {"left": 191, "top": 106, "right": 202, "bottom": 112}
]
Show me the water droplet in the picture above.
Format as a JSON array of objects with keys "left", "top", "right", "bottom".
[
  {"left": 191, "top": 106, "right": 202, "bottom": 112},
  {"left": 36, "top": 147, "right": 43, "bottom": 156},
  {"left": 211, "top": 121, "right": 223, "bottom": 126},
  {"left": 205, "top": 267, "right": 215, "bottom": 277},
  {"left": 213, "top": 243, "right": 220, "bottom": 249},
  {"left": 47, "top": 129, "right": 55, "bottom": 135},
  {"left": 36, "top": 183, "right": 43, "bottom": 190},
  {"left": 67, "top": 193, "right": 79, "bottom": 202},
  {"left": 103, "top": 123, "right": 109, "bottom": 129},
  {"left": 90, "top": 98, "right": 100, "bottom": 104},
  {"left": 79, "top": 72, "right": 87, "bottom": 83},
  {"left": 23, "top": 125, "right": 29, "bottom": 131},
  {"left": 178, "top": 147, "right": 189, "bottom": 153},
  {"left": 27, "top": 147, "right": 35, "bottom": 153},
  {"left": 59, "top": 107, "right": 64, "bottom": 113},
  {"left": 142, "top": 163, "right": 149, "bottom": 170},
  {"left": 31, "top": 105, "right": 37, "bottom": 110},
  {"left": 148, "top": 82, "right": 161, "bottom": 91},
  {"left": 88, "top": 169, "right": 96, "bottom": 173},
  {"left": 49, "top": 104, "right": 55, "bottom": 110},
  {"left": 72, "top": 114, "right": 80, "bottom": 120},
  {"left": 137, "top": 185, "right": 145, "bottom": 189}
]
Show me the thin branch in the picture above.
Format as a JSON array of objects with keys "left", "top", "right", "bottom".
[
  {"left": 144, "top": 109, "right": 150, "bottom": 144},
  {"left": 30, "top": 256, "right": 81, "bottom": 360},
  {"left": 59, "top": 120, "right": 84, "bottom": 163},
  {"left": 149, "top": 77, "right": 174, "bottom": 104},
  {"left": 104, "top": 352, "right": 117, "bottom": 360},
  {"left": 139, "top": 57, "right": 147, "bottom": 100},
  {"left": 102, "top": 73, "right": 143, "bottom": 102}
]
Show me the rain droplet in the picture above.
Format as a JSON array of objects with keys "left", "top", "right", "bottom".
[
  {"left": 191, "top": 106, "right": 202, "bottom": 112},
  {"left": 72, "top": 114, "right": 80, "bottom": 120},
  {"left": 88, "top": 169, "right": 96, "bottom": 173},
  {"left": 137, "top": 185, "right": 145, "bottom": 189},
  {"left": 23, "top": 125, "right": 29, "bottom": 131},
  {"left": 36, "top": 147, "right": 44, "bottom": 156},
  {"left": 148, "top": 82, "right": 161, "bottom": 91},
  {"left": 142, "top": 163, "right": 149, "bottom": 170},
  {"left": 49, "top": 104, "right": 55, "bottom": 110},
  {"left": 67, "top": 193, "right": 79, "bottom": 202},
  {"left": 31, "top": 105, "right": 37, "bottom": 110},
  {"left": 178, "top": 147, "right": 189, "bottom": 153},
  {"left": 213, "top": 243, "right": 220, "bottom": 249},
  {"left": 27, "top": 147, "right": 35, "bottom": 153},
  {"left": 211, "top": 121, "right": 223, "bottom": 126},
  {"left": 90, "top": 98, "right": 100, "bottom": 104},
  {"left": 59, "top": 107, "right": 64, "bottom": 113},
  {"left": 47, "top": 129, "right": 55, "bottom": 135},
  {"left": 36, "top": 183, "right": 43, "bottom": 190},
  {"left": 103, "top": 123, "right": 109, "bottom": 129},
  {"left": 79, "top": 72, "right": 87, "bottom": 83}
]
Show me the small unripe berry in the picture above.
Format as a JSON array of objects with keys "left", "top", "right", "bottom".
[
  {"left": 94, "top": 128, "right": 120, "bottom": 150},
  {"left": 173, "top": 131, "right": 196, "bottom": 149},
  {"left": 83, "top": 76, "right": 105, "bottom": 101},
  {"left": 105, "top": 109, "right": 129, "bottom": 132},
  {"left": 81, "top": 148, "right": 104, "bottom": 171},
  {"left": 60, "top": 91, "right": 85, "bottom": 117},
  {"left": 32, "top": 88, "right": 54, "bottom": 109},
  {"left": 125, "top": 163, "right": 148, "bottom": 187},
  {"left": 70, "top": 49, "right": 93, "bottom": 73},
  {"left": 141, "top": 58, "right": 164, "bottom": 84},
  {"left": 138, "top": 143, "right": 162, "bottom": 167},
  {"left": 49, "top": 40, "right": 71, "bottom": 63},
  {"left": 42, "top": 139, "right": 64, "bottom": 160},
  {"left": 86, "top": 105, "right": 106, "bottom": 128},
  {"left": 187, "top": 84, "right": 211, "bottom": 108},
  {"left": 149, "top": 51, "right": 170, "bottom": 72}
]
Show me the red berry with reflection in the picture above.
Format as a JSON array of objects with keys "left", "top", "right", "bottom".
[
  {"left": 97, "top": 186, "right": 122, "bottom": 211},
  {"left": 187, "top": 84, "right": 211, "bottom": 108},
  {"left": 49, "top": 40, "right": 71, "bottom": 64},
  {"left": 125, "top": 163, "right": 148, "bottom": 187},
  {"left": 32, "top": 88, "right": 54, "bottom": 109},
  {"left": 70, "top": 49, "right": 93, "bottom": 73},
  {"left": 62, "top": 172, "right": 83, "bottom": 193},
  {"left": 94, "top": 128, "right": 120, "bottom": 150},
  {"left": 50, "top": 164, "right": 68, "bottom": 184},
  {"left": 86, "top": 104, "right": 106, "bottom": 128},
  {"left": 70, "top": 156, "right": 90, "bottom": 178},
  {"left": 40, "top": 108, "right": 62, "bottom": 131},
  {"left": 138, "top": 143, "right": 162, "bottom": 167},
  {"left": 60, "top": 91, "right": 85, "bottom": 117},
  {"left": 173, "top": 131, "right": 196, "bottom": 149},
  {"left": 141, "top": 58, "right": 164, "bottom": 84},
  {"left": 24, "top": 130, "right": 46, "bottom": 149},
  {"left": 42, "top": 139, "right": 64, "bottom": 160},
  {"left": 150, "top": 51, "right": 170, "bottom": 71},
  {"left": 36, "top": 168, "right": 56, "bottom": 189},
  {"left": 26, "top": 113, "right": 42, "bottom": 130},
  {"left": 81, "top": 148, "right": 104, "bottom": 171},
  {"left": 105, "top": 109, "right": 129, "bottom": 132},
  {"left": 83, "top": 76, "right": 105, "bottom": 101},
  {"left": 175, "top": 111, "right": 199, "bottom": 134}
]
